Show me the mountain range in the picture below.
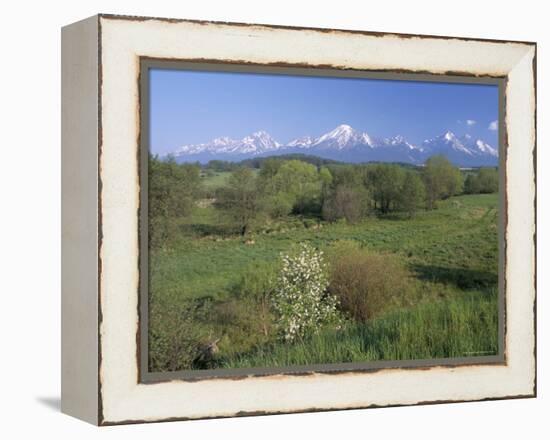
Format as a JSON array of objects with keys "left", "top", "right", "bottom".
[{"left": 164, "top": 124, "right": 499, "bottom": 167}]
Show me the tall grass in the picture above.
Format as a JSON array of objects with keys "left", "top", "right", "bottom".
[{"left": 221, "top": 290, "right": 498, "bottom": 368}]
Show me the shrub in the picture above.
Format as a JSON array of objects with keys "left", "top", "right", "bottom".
[
  {"left": 327, "top": 243, "right": 412, "bottom": 322},
  {"left": 272, "top": 243, "right": 341, "bottom": 341},
  {"left": 210, "top": 298, "right": 271, "bottom": 356},
  {"left": 148, "top": 295, "right": 212, "bottom": 372}
]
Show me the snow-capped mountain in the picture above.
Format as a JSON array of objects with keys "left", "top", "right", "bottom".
[
  {"left": 422, "top": 131, "right": 499, "bottom": 166},
  {"left": 310, "top": 124, "right": 371, "bottom": 150},
  {"left": 287, "top": 136, "right": 314, "bottom": 148},
  {"left": 166, "top": 125, "right": 498, "bottom": 166},
  {"left": 172, "top": 130, "right": 280, "bottom": 160}
]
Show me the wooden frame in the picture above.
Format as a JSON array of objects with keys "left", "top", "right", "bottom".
[{"left": 61, "top": 14, "right": 536, "bottom": 425}]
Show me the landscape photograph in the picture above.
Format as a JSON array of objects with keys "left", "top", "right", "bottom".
[{"left": 146, "top": 68, "right": 501, "bottom": 373}]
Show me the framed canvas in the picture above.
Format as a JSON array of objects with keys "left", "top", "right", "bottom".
[{"left": 61, "top": 14, "right": 537, "bottom": 425}]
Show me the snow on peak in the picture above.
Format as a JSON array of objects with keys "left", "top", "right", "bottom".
[
  {"left": 421, "top": 131, "right": 498, "bottom": 161},
  {"left": 334, "top": 123, "right": 353, "bottom": 132},
  {"left": 313, "top": 124, "right": 364, "bottom": 149},
  {"left": 392, "top": 134, "right": 406, "bottom": 143},
  {"left": 241, "top": 131, "right": 281, "bottom": 152},
  {"left": 444, "top": 131, "right": 457, "bottom": 141},
  {"left": 169, "top": 125, "right": 497, "bottom": 166},
  {"left": 475, "top": 139, "right": 498, "bottom": 157},
  {"left": 287, "top": 136, "right": 314, "bottom": 148},
  {"left": 325, "top": 124, "right": 357, "bottom": 138},
  {"left": 212, "top": 136, "right": 236, "bottom": 146},
  {"left": 173, "top": 130, "right": 281, "bottom": 156},
  {"left": 361, "top": 132, "right": 373, "bottom": 145}
]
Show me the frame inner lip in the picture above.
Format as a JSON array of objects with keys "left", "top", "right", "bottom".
[{"left": 137, "top": 57, "right": 507, "bottom": 384}]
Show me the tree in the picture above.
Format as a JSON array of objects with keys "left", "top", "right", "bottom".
[
  {"left": 367, "top": 164, "right": 406, "bottom": 213},
  {"left": 148, "top": 156, "right": 201, "bottom": 247},
  {"left": 319, "top": 167, "right": 333, "bottom": 195},
  {"left": 205, "top": 160, "right": 237, "bottom": 172},
  {"left": 214, "top": 167, "right": 259, "bottom": 236},
  {"left": 273, "top": 160, "right": 320, "bottom": 199},
  {"left": 477, "top": 168, "right": 499, "bottom": 193},
  {"left": 423, "top": 155, "right": 463, "bottom": 209},
  {"left": 464, "top": 168, "right": 498, "bottom": 194},
  {"left": 259, "top": 160, "right": 322, "bottom": 216},
  {"left": 328, "top": 164, "right": 366, "bottom": 189},
  {"left": 398, "top": 171, "right": 426, "bottom": 217},
  {"left": 257, "top": 158, "right": 284, "bottom": 194},
  {"left": 262, "top": 192, "right": 295, "bottom": 219},
  {"left": 322, "top": 185, "right": 369, "bottom": 223},
  {"left": 464, "top": 174, "right": 481, "bottom": 194}
]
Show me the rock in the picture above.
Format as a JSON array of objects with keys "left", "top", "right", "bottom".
[{"left": 193, "top": 338, "right": 220, "bottom": 369}]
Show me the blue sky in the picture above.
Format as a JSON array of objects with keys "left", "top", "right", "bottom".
[{"left": 149, "top": 68, "right": 499, "bottom": 155}]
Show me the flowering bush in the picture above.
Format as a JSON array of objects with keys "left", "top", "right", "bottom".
[{"left": 272, "top": 243, "right": 341, "bottom": 341}]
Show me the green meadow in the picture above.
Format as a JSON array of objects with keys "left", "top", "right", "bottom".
[{"left": 148, "top": 156, "right": 499, "bottom": 372}]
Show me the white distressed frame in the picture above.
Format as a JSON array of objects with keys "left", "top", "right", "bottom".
[{"left": 64, "top": 14, "right": 537, "bottom": 425}]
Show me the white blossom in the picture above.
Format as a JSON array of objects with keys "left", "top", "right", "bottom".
[{"left": 272, "top": 243, "right": 341, "bottom": 342}]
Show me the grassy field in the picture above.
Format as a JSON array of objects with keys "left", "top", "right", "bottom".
[
  {"left": 149, "top": 168, "right": 499, "bottom": 370},
  {"left": 200, "top": 169, "right": 259, "bottom": 189}
]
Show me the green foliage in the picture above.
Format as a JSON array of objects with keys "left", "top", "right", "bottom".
[
  {"left": 148, "top": 156, "right": 201, "bottom": 248},
  {"left": 257, "top": 158, "right": 284, "bottom": 194},
  {"left": 214, "top": 167, "right": 259, "bottom": 235},
  {"left": 367, "top": 164, "right": 406, "bottom": 213},
  {"left": 465, "top": 168, "right": 499, "bottom": 194},
  {"left": 398, "top": 170, "right": 426, "bottom": 217},
  {"left": 263, "top": 193, "right": 295, "bottom": 218},
  {"left": 148, "top": 294, "right": 212, "bottom": 372},
  {"left": 322, "top": 184, "right": 370, "bottom": 223},
  {"left": 205, "top": 160, "right": 239, "bottom": 172},
  {"left": 327, "top": 164, "right": 367, "bottom": 188},
  {"left": 258, "top": 159, "right": 322, "bottom": 217},
  {"left": 319, "top": 166, "right": 333, "bottom": 195},
  {"left": 423, "top": 155, "right": 463, "bottom": 209},
  {"left": 240, "top": 153, "right": 341, "bottom": 169},
  {"left": 274, "top": 160, "right": 321, "bottom": 210},
  {"left": 234, "top": 261, "right": 278, "bottom": 338}
]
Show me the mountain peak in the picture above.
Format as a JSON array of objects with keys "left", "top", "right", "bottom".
[
  {"left": 390, "top": 134, "right": 406, "bottom": 143},
  {"left": 169, "top": 125, "right": 497, "bottom": 166},
  {"left": 335, "top": 123, "right": 353, "bottom": 131},
  {"left": 251, "top": 130, "right": 271, "bottom": 137},
  {"left": 242, "top": 130, "right": 280, "bottom": 150},
  {"left": 443, "top": 130, "right": 457, "bottom": 141},
  {"left": 287, "top": 135, "right": 314, "bottom": 148},
  {"left": 212, "top": 136, "right": 235, "bottom": 146},
  {"left": 313, "top": 124, "right": 364, "bottom": 149}
]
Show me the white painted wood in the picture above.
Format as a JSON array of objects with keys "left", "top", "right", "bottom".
[{"left": 61, "top": 15, "right": 100, "bottom": 425}]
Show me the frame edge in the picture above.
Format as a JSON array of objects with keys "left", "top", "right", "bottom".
[{"left": 61, "top": 14, "right": 101, "bottom": 425}]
